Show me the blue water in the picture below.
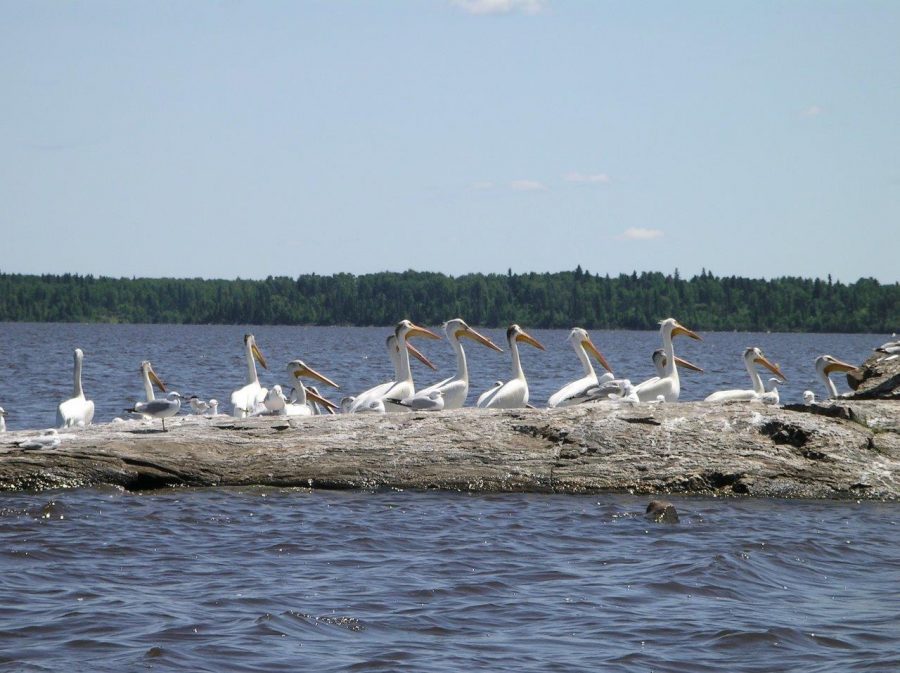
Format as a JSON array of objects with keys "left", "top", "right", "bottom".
[
  {"left": 0, "top": 323, "right": 886, "bottom": 430},
  {"left": 0, "top": 489, "right": 897, "bottom": 672}
]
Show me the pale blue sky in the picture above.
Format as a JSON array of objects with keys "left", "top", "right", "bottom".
[{"left": 1, "top": 1, "right": 897, "bottom": 282}]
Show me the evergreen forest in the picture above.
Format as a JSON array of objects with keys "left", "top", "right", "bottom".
[{"left": 0, "top": 269, "right": 896, "bottom": 333}]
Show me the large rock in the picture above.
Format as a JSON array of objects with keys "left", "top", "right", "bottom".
[
  {"left": 847, "top": 348, "right": 900, "bottom": 400},
  {"left": 1, "top": 400, "right": 897, "bottom": 500}
]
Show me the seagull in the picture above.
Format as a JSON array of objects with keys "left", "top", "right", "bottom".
[
  {"left": 18, "top": 429, "right": 61, "bottom": 450},
  {"left": 125, "top": 392, "right": 183, "bottom": 431},
  {"left": 386, "top": 390, "right": 445, "bottom": 412},
  {"left": 756, "top": 377, "right": 783, "bottom": 406},
  {"left": 206, "top": 399, "right": 220, "bottom": 416},
  {"left": 803, "top": 390, "right": 816, "bottom": 405},
  {"left": 188, "top": 396, "right": 210, "bottom": 415}
]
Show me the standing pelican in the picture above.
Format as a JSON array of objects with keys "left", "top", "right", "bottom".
[
  {"left": 411, "top": 318, "right": 503, "bottom": 409},
  {"left": 57, "top": 348, "right": 95, "bottom": 428},
  {"left": 231, "top": 334, "right": 268, "bottom": 417},
  {"left": 139, "top": 361, "right": 167, "bottom": 402},
  {"left": 547, "top": 328, "right": 614, "bottom": 408},
  {"left": 349, "top": 321, "right": 440, "bottom": 413},
  {"left": 477, "top": 324, "right": 545, "bottom": 409},
  {"left": 814, "top": 355, "right": 856, "bottom": 399},
  {"left": 704, "top": 347, "right": 786, "bottom": 402},
  {"left": 632, "top": 319, "right": 702, "bottom": 403},
  {"left": 284, "top": 359, "right": 341, "bottom": 415}
]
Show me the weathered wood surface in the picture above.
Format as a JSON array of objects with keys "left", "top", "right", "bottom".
[{"left": 1, "top": 400, "right": 897, "bottom": 500}]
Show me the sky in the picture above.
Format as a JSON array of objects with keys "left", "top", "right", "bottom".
[{"left": 1, "top": 0, "right": 898, "bottom": 283}]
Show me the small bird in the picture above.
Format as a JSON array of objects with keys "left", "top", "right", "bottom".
[
  {"left": 757, "top": 377, "right": 783, "bottom": 406},
  {"left": 875, "top": 340, "right": 900, "bottom": 356},
  {"left": 0, "top": 407, "right": 6, "bottom": 433},
  {"left": 125, "top": 392, "right": 183, "bottom": 431},
  {"left": 18, "top": 429, "right": 61, "bottom": 450},
  {"left": 386, "top": 390, "right": 445, "bottom": 412},
  {"left": 206, "top": 399, "right": 219, "bottom": 416},
  {"left": 188, "top": 395, "right": 210, "bottom": 415},
  {"left": 803, "top": 390, "right": 816, "bottom": 405},
  {"left": 263, "top": 385, "right": 289, "bottom": 414}
]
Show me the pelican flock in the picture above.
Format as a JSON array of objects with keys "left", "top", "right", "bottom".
[{"left": 1, "top": 316, "right": 879, "bottom": 438}]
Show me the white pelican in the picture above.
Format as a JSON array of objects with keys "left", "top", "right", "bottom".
[
  {"left": 57, "top": 348, "right": 95, "bottom": 428},
  {"left": 126, "top": 391, "right": 183, "bottom": 431},
  {"left": 411, "top": 318, "right": 503, "bottom": 409},
  {"left": 704, "top": 347, "right": 786, "bottom": 403},
  {"left": 139, "top": 361, "right": 166, "bottom": 402},
  {"left": 477, "top": 324, "right": 545, "bottom": 409},
  {"left": 349, "top": 321, "right": 440, "bottom": 413},
  {"left": 304, "top": 386, "right": 335, "bottom": 415},
  {"left": 814, "top": 354, "right": 856, "bottom": 399},
  {"left": 632, "top": 318, "right": 702, "bottom": 403},
  {"left": 756, "top": 377, "right": 783, "bottom": 406},
  {"left": 283, "top": 359, "right": 341, "bottom": 416},
  {"left": 876, "top": 340, "right": 900, "bottom": 356},
  {"left": 579, "top": 348, "right": 702, "bottom": 404},
  {"left": 0, "top": 407, "right": 6, "bottom": 432},
  {"left": 387, "top": 390, "right": 445, "bottom": 412},
  {"left": 231, "top": 334, "right": 268, "bottom": 418},
  {"left": 547, "top": 327, "right": 613, "bottom": 408},
  {"left": 18, "top": 429, "right": 61, "bottom": 450}
]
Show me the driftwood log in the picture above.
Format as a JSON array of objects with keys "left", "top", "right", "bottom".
[{"left": 1, "top": 399, "right": 897, "bottom": 500}]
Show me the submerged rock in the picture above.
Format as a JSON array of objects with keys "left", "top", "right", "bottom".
[{"left": 645, "top": 500, "right": 679, "bottom": 523}]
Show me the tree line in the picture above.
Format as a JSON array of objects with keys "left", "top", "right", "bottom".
[{"left": 0, "top": 268, "right": 896, "bottom": 332}]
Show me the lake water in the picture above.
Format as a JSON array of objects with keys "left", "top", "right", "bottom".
[
  {"left": 0, "top": 324, "right": 897, "bottom": 671},
  {"left": 0, "top": 323, "right": 888, "bottom": 430}
]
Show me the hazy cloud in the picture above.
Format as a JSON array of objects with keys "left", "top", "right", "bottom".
[
  {"left": 510, "top": 179, "right": 548, "bottom": 192},
  {"left": 452, "top": 0, "right": 545, "bottom": 16},
  {"left": 470, "top": 180, "right": 495, "bottom": 190},
  {"left": 802, "top": 105, "right": 823, "bottom": 117},
  {"left": 565, "top": 171, "right": 610, "bottom": 185},
  {"left": 617, "top": 227, "right": 664, "bottom": 241}
]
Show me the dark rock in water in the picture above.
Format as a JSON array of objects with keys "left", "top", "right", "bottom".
[
  {"left": 646, "top": 500, "right": 679, "bottom": 523},
  {"left": 847, "top": 351, "right": 900, "bottom": 400}
]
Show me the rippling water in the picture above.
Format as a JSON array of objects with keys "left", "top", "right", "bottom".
[
  {"left": 0, "top": 489, "right": 897, "bottom": 672},
  {"left": 0, "top": 323, "right": 887, "bottom": 430}
]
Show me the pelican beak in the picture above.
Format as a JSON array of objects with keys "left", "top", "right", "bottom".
[
  {"left": 148, "top": 367, "right": 168, "bottom": 393},
  {"left": 516, "top": 330, "right": 545, "bottom": 351},
  {"left": 407, "top": 341, "right": 437, "bottom": 371},
  {"left": 307, "top": 388, "right": 339, "bottom": 412},
  {"left": 674, "top": 356, "right": 704, "bottom": 373},
  {"left": 756, "top": 355, "right": 787, "bottom": 381},
  {"left": 824, "top": 358, "right": 856, "bottom": 375},
  {"left": 458, "top": 327, "right": 504, "bottom": 353},
  {"left": 294, "top": 364, "right": 340, "bottom": 389},
  {"left": 407, "top": 323, "right": 441, "bottom": 341},
  {"left": 252, "top": 342, "right": 268, "bottom": 369},
  {"left": 583, "top": 338, "right": 612, "bottom": 373},
  {"left": 672, "top": 323, "right": 702, "bottom": 340}
]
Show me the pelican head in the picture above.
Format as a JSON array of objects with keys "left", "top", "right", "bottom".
[
  {"left": 745, "top": 347, "right": 787, "bottom": 380},
  {"left": 286, "top": 359, "right": 340, "bottom": 389},
  {"left": 140, "top": 360, "right": 167, "bottom": 393},
  {"left": 507, "top": 324, "right": 545, "bottom": 350},
  {"left": 244, "top": 334, "right": 268, "bottom": 369},
  {"left": 815, "top": 354, "right": 856, "bottom": 377},
  {"left": 387, "top": 334, "right": 437, "bottom": 370},
  {"left": 659, "top": 318, "right": 702, "bottom": 341},
  {"left": 651, "top": 348, "right": 704, "bottom": 373},
  {"left": 568, "top": 327, "right": 611, "bottom": 373},
  {"left": 444, "top": 318, "right": 503, "bottom": 352},
  {"left": 395, "top": 319, "right": 441, "bottom": 343}
]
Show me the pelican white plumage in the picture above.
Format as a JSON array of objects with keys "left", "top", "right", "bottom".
[
  {"left": 139, "top": 360, "right": 166, "bottom": 402},
  {"left": 349, "top": 321, "right": 440, "bottom": 413},
  {"left": 56, "top": 348, "right": 95, "bottom": 428},
  {"left": 632, "top": 319, "right": 702, "bottom": 403},
  {"left": 18, "top": 429, "right": 61, "bottom": 450},
  {"left": 231, "top": 334, "right": 268, "bottom": 417},
  {"left": 126, "top": 392, "right": 183, "bottom": 431},
  {"left": 347, "top": 334, "right": 436, "bottom": 413},
  {"left": 411, "top": 318, "right": 503, "bottom": 409},
  {"left": 876, "top": 340, "right": 900, "bottom": 356},
  {"left": 283, "top": 360, "right": 340, "bottom": 416},
  {"left": 705, "top": 347, "right": 786, "bottom": 403},
  {"left": 547, "top": 328, "right": 614, "bottom": 408},
  {"left": 0, "top": 407, "right": 6, "bottom": 432},
  {"left": 477, "top": 324, "right": 545, "bottom": 409},
  {"left": 814, "top": 354, "right": 856, "bottom": 399}
]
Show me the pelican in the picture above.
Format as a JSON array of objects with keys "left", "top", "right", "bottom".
[
  {"left": 756, "top": 377, "right": 783, "bottom": 406},
  {"left": 632, "top": 318, "right": 702, "bottom": 403},
  {"left": 411, "top": 318, "right": 503, "bottom": 409},
  {"left": 0, "top": 407, "right": 6, "bottom": 432},
  {"left": 477, "top": 324, "right": 545, "bottom": 409},
  {"left": 580, "top": 348, "right": 702, "bottom": 404},
  {"left": 18, "top": 429, "right": 61, "bottom": 450},
  {"left": 814, "top": 355, "right": 856, "bottom": 399},
  {"left": 139, "top": 361, "right": 166, "bottom": 402},
  {"left": 387, "top": 390, "right": 445, "bottom": 412},
  {"left": 705, "top": 347, "right": 786, "bottom": 402},
  {"left": 876, "top": 340, "right": 900, "bottom": 356},
  {"left": 126, "top": 391, "right": 183, "bottom": 431},
  {"left": 57, "top": 348, "right": 95, "bottom": 428},
  {"left": 304, "top": 386, "right": 335, "bottom": 415},
  {"left": 547, "top": 328, "right": 614, "bottom": 408},
  {"left": 283, "top": 359, "right": 341, "bottom": 416},
  {"left": 349, "top": 321, "right": 440, "bottom": 413},
  {"left": 231, "top": 334, "right": 268, "bottom": 417}
]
